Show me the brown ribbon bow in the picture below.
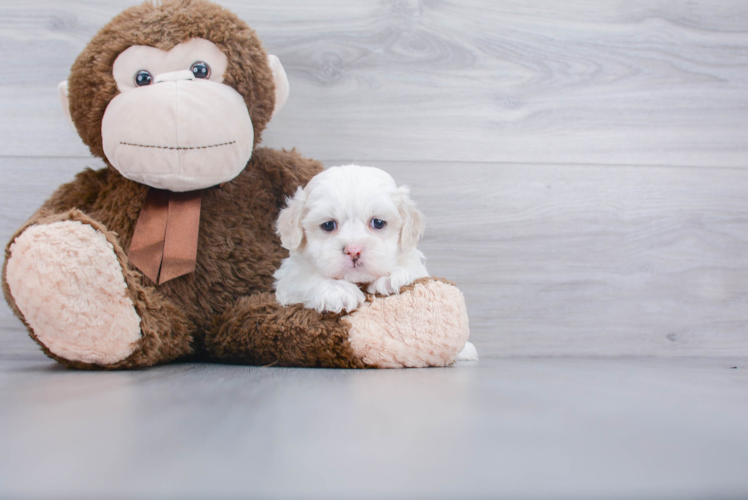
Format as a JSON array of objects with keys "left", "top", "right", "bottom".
[{"left": 128, "top": 188, "right": 202, "bottom": 285}]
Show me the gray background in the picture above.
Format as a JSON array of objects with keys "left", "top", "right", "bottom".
[{"left": 1, "top": 1, "right": 747, "bottom": 499}]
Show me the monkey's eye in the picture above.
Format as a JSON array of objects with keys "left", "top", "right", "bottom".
[
  {"left": 320, "top": 221, "right": 337, "bottom": 232},
  {"left": 370, "top": 219, "right": 387, "bottom": 230},
  {"left": 190, "top": 61, "right": 211, "bottom": 79},
  {"left": 134, "top": 70, "right": 153, "bottom": 86}
]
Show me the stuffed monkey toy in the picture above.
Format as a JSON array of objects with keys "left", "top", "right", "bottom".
[{"left": 2, "top": 0, "right": 471, "bottom": 369}]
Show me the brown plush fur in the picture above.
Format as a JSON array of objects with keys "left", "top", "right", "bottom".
[{"left": 208, "top": 296, "right": 368, "bottom": 368}]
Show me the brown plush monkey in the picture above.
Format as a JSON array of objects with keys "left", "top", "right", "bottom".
[{"left": 2, "top": 0, "right": 471, "bottom": 369}]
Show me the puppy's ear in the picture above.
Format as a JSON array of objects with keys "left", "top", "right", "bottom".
[
  {"left": 277, "top": 187, "right": 307, "bottom": 251},
  {"left": 397, "top": 185, "right": 425, "bottom": 252}
]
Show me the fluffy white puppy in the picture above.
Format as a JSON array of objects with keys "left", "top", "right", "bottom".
[
  {"left": 273, "top": 164, "right": 479, "bottom": 362},
  {"left": 273, "top": 165, "right": 429, "bottom": 314}
]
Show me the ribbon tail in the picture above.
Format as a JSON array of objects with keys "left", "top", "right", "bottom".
[
  {"left": 159, "top": 190, "right": 202, "bottom": 284},
  {"left": 127, "top": 188, "right": 170, "bottom": 284}
]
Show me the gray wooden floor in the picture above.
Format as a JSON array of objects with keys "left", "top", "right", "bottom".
[
  {"left": 1, "top": 356, "right": 747, "bottom": 500},
  {"left": 1, "top": 0, "right": 748, "bottom": 498}
]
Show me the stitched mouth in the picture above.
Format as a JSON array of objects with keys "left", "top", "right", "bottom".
[{"left": 120, "top": 140, "right": 236, "bottom": 151}]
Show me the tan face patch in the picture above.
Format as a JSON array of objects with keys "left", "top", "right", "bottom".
[
  {"left": 112, "top": 38, "right": 228, "bottom": 92},
  {"left": 102, "top": 42, "right": 254, "bottom": 192}
]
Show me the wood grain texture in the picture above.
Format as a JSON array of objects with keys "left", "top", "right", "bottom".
[
  {"left": 378, "top": 161, "right": 748, "bottom": 357},
  {"left": 0, "top": 0, "right": 747, "bottom": 165}
]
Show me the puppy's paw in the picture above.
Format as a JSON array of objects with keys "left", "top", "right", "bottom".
[
  {"left": 367, "top": 268, "right": 413, "bottom": 296},
  {"left": 312, "top": 280, "right": 366, "bottom": 313}
]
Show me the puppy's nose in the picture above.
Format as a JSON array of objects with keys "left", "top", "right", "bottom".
[{"left": 344, "top": 244, "right": 363, "bottom": 261}]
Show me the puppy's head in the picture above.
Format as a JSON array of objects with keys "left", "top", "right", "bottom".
[{"left": 276, "top": 165, "right": 424, "bottom": 283}]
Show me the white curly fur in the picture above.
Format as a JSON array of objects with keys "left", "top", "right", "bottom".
[{"left": 273, "top": 165, "right": 429, "bottom": 313}]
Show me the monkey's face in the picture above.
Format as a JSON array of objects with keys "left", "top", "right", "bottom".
[
  {"left": 64, "top": 0, "right": 289, "bottom": 191},
  {"left": 100, "top": 39, "right": 253, "bottom": 192}
]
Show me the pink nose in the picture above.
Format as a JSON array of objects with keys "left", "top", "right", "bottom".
[{"left": 344, "top": 245, "right": 363, "bottom": 259}]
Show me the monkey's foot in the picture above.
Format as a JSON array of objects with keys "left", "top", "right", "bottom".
[
  {"left": 6, "top": 220, "right": 142, "bottom": 365},
  {"left": 346, "top": 278, "right": 471, "bottom": 368}
]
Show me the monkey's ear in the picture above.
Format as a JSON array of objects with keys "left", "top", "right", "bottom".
[
  {"left": 268, "top": 55, "right": 289, "bottom": 117},
  {"left": 276, "top": 187, "right": 307, "bottom": 251},
  {"left": 57, "top": 81, "right": 76, "bottom": 132}
]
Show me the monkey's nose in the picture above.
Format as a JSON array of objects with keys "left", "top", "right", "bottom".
[{"left": 154, "top": 70, "right": 195, "bottom": 83}]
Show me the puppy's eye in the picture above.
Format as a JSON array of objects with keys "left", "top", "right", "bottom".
[
  {"left": 321, "top": 221, "right": 337, "bottom": 232},
  {"left": 370, "top": 219, "right": 387, "bottom": 230}
]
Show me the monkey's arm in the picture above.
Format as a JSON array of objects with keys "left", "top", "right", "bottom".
[
  {"left": 205, "top": 292, "right": 366, "bottom": 367},
  {"left": 205, "top": 278, "right": 470, "bottom": 368},
  {"left": 30, "top": 167, "right": 110, "bottom": 219}
]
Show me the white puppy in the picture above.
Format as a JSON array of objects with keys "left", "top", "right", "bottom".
[
  {"left": 273, "top": 164, "right": 478, "bottom": 362},
  {"left": 274, "top": 165, "right": 429, "bottom": 313}
]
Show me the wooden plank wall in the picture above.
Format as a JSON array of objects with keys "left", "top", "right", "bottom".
[{"left": 1, "top": 0, "right": 747, "bottom": 357}]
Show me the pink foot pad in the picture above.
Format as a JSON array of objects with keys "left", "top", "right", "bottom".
[{"left": 6, "top": 221, "right": 142, "bottom": 365}]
